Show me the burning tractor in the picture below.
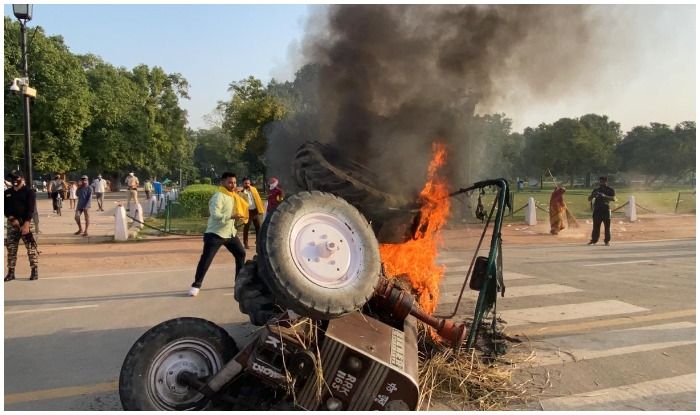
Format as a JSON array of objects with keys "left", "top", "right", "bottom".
[{"left": 118, "top": 141, "right": 510, "bottom": 410}]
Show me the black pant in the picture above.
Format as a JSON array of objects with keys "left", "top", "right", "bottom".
[
  {"left": 192, "top": 232, "right": 246, "bottom": 288},
  {"left": 591, "top": 212, "right": 611, "bottom": 243},
  {"left": 243, "top": 208, "right": 261, "bottom": 247}
]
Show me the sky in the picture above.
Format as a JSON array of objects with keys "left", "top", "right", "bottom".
[
  {"left": 3, "top": 3, "right": 696, "bottom": 133},
  {"left": 3, "top": 4, "right": 310, "bottom": 130}
]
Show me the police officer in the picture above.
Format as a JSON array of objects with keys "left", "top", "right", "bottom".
[
  {"left": 587, "top": 176, "right": 616, "bottom": 246},
  {"left": 4, "top": 172, "right": 39, "bottom": 281}
]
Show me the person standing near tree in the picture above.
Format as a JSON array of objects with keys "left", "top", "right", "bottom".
[
  {"left": 48, "top": 174, "right": 65, "bottom": 214},
  {"left": 266, "top": 177, "right": 284, "bottom": 215},
  {"left": 4, "top": 172, "right": 39, "bottom": 281},
  {"left": 549, "top": 184, "right": 567, "bottom": 235},
  {"left": 144, "top": 179, "right": 154, "bottom": 201},
  {"left": 188, "top": 172, "right": 246, "bottom": 297},
  {"left": 124, "top": 172, "right": 139, "bottom": 212},
  {"left": 75, "top": 175, "right": 92, "bottom": 237},
  {"left": 240, "top": 177, "right": 265, "bottom": 249},
  {"left": 68, "top": 181, "right": 78, "bottom": 210},
  {"left": 152, "top": 178, "right": 164, "bottom": 214},
  {"left": 588, "top": 176, "right": 616, "bottom": 246},
  {"left": 91, "top": 174, "right": 107, "bottom": 211}
]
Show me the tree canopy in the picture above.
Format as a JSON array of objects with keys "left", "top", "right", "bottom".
[
  {"left": 615, "top": 121, "right": 695, "bottom": 184},
  {"left": 4, "top": 18, "right": 193, "bottom": 183}
]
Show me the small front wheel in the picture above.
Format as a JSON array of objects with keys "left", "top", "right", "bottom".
[{"left": 119, "top": 317, "right": 238, "bottom": 410}]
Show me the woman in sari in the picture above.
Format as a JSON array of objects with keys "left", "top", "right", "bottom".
[{"left": 549, "top": 185, "right": 567, "bottom": 235}]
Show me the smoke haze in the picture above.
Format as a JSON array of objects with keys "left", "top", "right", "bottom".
[{"left": 266, "top": 5, "right": 636, "bottom": 197}]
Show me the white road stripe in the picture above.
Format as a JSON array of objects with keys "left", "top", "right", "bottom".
[
  {"left": 441, "top": 271, "right": 537, "bottom": 283},
  {"left": 443, "top": 265, "right": 470, "bottom": 272},
  {"left": 441, "top": 284, "right": 580, "bottom": 301},
  {"left": 502, "top": 272, "right": 538, "bottom": 280},
  {"left": 436, "top": 257, "right": 465, "bottom": 265},
  {"left": 539, "top": 373, "right": 696, "bottom": 410},
  {"left": 5, "top": 305, "right": 99, "bottom": 315},
  {"left": 500, "top": 300, "right": 648, "bottom": 327},
  {"left": 535, "top": 322, "right": 696, "bottom": 366},
  {"left": 583, "top": 260, "right": 654, "bottom": 267}
]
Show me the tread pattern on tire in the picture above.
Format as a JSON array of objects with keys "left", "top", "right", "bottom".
[
  {"left": 234, "top": 259, "right": 281, "bottom": 326},
  {"left": 293, "top": 141, "right": 411, "bottom": 212},
  {"left": 293, "top": 141, "right": 424, "bottom": 243}
]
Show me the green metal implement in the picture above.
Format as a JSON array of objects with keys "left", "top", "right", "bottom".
[{"left": 438, "top": 178, "right": 510, "bottom": 350}]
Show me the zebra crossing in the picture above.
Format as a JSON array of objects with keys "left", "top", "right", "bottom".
[{"left": 435, "top": 251, "right": 696, "bottom": 411}]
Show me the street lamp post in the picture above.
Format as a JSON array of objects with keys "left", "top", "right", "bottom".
[{"left": 12, "top": 4, "right": 34, "bottom": 188}]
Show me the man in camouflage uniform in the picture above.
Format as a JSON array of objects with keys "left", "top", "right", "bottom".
[{"left": 4, "top": 172, "right": 39, "bottom": 281}]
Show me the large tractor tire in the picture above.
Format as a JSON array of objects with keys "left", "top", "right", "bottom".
[
  {"left": 234, "top": 259, "right": 281, "bottom": 326},
  {"left": 257, "top": 191, "right": 382, "bottom": 320},
  {"left": 119, "top": 318, "right": 238, "bottom": 411},
  {"left": 293, "top": 141, "right": 422, "bottom": 243}
]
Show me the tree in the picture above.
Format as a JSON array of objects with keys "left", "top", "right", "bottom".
[
  {"left": 79, "top": 60, "right": 192, "bottom": 183},
  {"left": 4, "top": 18, "right": 92, "bottom": 173},
  {"left": 80, "top": 56, "right": 147, "bottom": 177},
  {"left": 466, "top": 113, "right": 524, "bottom": 179},
  {"left": 220, "top": 76, "right": 287, "bottom": 177},
  {"left": 192, "top": 127, "right": 245, "bottom": 179},
  {"left": 616, "top": 122, "right": 695, "bottom": 184},
  {"left": 518, "top": 114, "right": 621, "bottom": 185}
]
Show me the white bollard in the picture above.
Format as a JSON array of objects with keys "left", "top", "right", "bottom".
[
  {"left": 525, "top": 197, "right": 537, "bottom": 226},
  {"left": 114, "top": 205, "right": 129, "bottom": 241},
  {"left": 625, "top": 195, "right": 637, "bottom": 222},
  {"left": 134, "top": 202, "right": 144, "bottom": 229}
]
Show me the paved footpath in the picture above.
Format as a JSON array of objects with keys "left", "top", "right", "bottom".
[{"left": 28, "top": 190, "right": 156, "bottom": 244}]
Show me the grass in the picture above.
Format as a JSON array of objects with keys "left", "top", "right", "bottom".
[
  {"left": 506, "top": 187, "right": 695, "bottom": 222},
  {"left": 139, "top": 214, "right": 246, "bottom": 237},
  {"left": 138, "top": 187, "right": 695, "bottom": 237},
  {"left": 139, "top": 216, "right": 208, "bottom": 236}
]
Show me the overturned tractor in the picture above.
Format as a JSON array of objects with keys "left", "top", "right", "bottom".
[{"left": 118, "top": 141, "right": 509, "bottom": 410}]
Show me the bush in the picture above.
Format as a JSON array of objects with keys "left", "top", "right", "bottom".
[
  {"left": 202, "top": 177, "right": 212, "bottom": 185},
  {"left": 178, "top": 184, "right": 218, "bottom": 217}
]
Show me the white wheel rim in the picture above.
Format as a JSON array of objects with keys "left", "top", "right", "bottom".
[
  {"left": 147, "top": 339, "right": 223, "bottom": 410},
  {"left": 289, "top": 212, "right": 364, "bottom": 289}
]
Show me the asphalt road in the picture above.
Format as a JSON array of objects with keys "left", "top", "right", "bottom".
[
  {"left": 437, "top": 237, "right": 696, "bottom": 410},
  {"left": 4, "top": 238, "right": 695, "bottom": 410}
]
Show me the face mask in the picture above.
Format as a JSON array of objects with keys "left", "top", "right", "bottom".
[{"left": 269, "top": 183, "right": 277, "bottom": 189}]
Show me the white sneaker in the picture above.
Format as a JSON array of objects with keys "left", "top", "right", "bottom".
[{"left": 188, "top": 287, "right": 200, "bottom": 297}]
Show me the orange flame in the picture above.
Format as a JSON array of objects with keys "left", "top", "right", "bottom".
[{"left": 379, "top": 142, "right": 450, "bottom": 314}]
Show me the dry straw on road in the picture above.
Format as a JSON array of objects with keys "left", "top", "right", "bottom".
[{"left": 417, "top": 324, "right": 537, "bottom": 410}]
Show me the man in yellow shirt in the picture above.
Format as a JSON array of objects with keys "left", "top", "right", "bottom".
[
  {"left": 240, "top": 177, "right": 265, "bottom": 249},
  {"left": 188, "top": 172, "right": 246, "bottom": 297}
]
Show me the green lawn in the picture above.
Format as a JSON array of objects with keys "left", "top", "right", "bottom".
[
  {"left": 139, "top": 214, "right": 247, "bottom": 237},
  {"left": 508, "top": 187, "right": 695, "bottom": 221},
  {"left": 139, "top": 187, "right": 695, "bottom": 237},
  {"left": 139, "top": 216, "right": 208, "bottom": 236}
]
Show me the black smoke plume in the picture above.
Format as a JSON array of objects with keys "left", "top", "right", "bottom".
[{"left": 266, "top": 5, "right": 603, "bottom": 197}]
